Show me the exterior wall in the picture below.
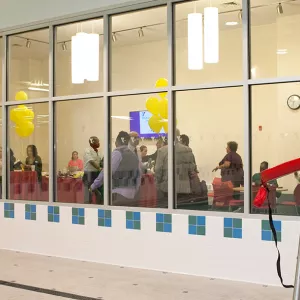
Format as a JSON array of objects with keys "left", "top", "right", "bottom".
[{"left": 0, "top": 202, "right": 298, "bottom": 286}]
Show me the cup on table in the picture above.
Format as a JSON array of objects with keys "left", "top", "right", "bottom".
[{"left": 31, "top": 165, "right": 35, "bottom": 171}]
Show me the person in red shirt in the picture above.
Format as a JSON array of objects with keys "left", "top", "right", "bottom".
[{"left": 68, "top": 151, "right": 83, "bottom": 172}]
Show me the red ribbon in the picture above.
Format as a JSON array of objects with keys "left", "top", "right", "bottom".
[{"left": 254, "top": 158, "right": 300, "bottom": 207}]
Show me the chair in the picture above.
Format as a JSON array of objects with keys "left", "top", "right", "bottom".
[{"left": 212, "top": 178, "right": 243, "bottom": 211}]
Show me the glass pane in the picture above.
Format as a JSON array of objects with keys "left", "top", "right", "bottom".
[
  {"left": 0, "top": 38, "right": 2, "bottom": 98},
  {"left": 55, "top": 98, "right": 104, "bottom": 204},
  {"left": 111, "top": 94, "right": 167, "bottom": 208},
  {"left": 110, "top": 7, "right": 168, "bottom": 91},
  {"left": 55, "top": 19, "right": 103, "bottom": 96},
  {"left": 8, "top": 103, "right": 49, "bottom": 201},
  {"left": 175, "top": 1, "right": 242, "bottom": 85},
  {"left": 251, "top": 0, "right": 300, "bottom": 79},
  {"left": 251, "top": 83, "right": 300, "bottom": 216},
  {"left": 175, "top": 87, "right": 244, "bottom": 212},
  {"left": 8, "top": 29, "right": 49, "bottom": 101}
]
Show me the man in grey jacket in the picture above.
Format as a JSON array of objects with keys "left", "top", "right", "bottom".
[{"left": 155, "top": 129, "right": 195, "bottom": 207}]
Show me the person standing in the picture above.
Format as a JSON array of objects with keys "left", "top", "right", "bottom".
[
  {"left": 24, "top": 145, "right": 43, "bottom": 182},
  {"left": 90, "top": 131, "right": 141, "bottom": 206},
  {"left": 83, "top": 136, "right": 102, "bottom": 204}
]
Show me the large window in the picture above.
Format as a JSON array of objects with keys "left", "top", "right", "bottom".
[
  {"left": 8, "top": 103, "right": 49, "bottom": 201},
  {"left": 110, "top": 7, "right": 168, "bottom": 91},
  {"left": 55, "top": 98, "right": 104, "bottom": 204},
  {"left": 0, "top": 0, "right": 300, "bottom": 219},
  {"left": 8, "top": 29, "right": 49, "bottom": 101}
]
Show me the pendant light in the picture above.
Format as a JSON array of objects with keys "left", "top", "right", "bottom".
[
  {"left": 86, "top": 33, "right": 100, "bottom": 81},
  {"left": 72, "top": 32, "right": 87, "bottom": 84},
  {"left": 204, "top": 7, "right": 219, "bottom": 63},
  {"left": 188, "top": 13, "right": 203, "bottom": 70}
]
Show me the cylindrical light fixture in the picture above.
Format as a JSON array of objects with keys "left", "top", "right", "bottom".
[
  {"left": 138, "top": 27, "right": 144, "bottom": 38},
  {"left": 62, "top": 42, "right": 67, "bottom": 51},
  {"left": 204, "top": 7, "right": 219, "bottom": 64},
  {"left": 112, "top": 32, "right": 117, "bottom": 42},
  {"left": 188, "top": 13, "right": 203, "bottom": 70},
  {"left": 277, "top": 3, "right": 283, "bottom": 15},
  {"left": 71, "top": 32, "right": 87, "bottom": 84},
  {"left": 26, "top": 39, "right": 31, "bottom": 48},
  {"left": 85, "top": 33, "right": 100, "bottom": 82}
]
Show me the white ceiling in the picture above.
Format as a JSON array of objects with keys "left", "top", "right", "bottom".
[{"left": 7, "top": 0, "right": 300, "bottom": 60}]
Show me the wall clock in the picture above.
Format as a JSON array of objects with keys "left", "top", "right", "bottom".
[{"left": 287, "top": 94, "right": 300, "bottom": 110}]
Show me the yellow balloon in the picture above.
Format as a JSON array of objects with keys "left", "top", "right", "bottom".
[
  {"left": 15, "top": 121, "right": 34, "bottom": 137},
  {"left": 155, "top": 78, "right": 168, "bottom": 98},
  {"left": 158, "top": 98, "right": 168, "bottom": 119},
  {"left": 25, "top": 109, "right": 34, "bottom": 120},
  {"left": 15, "top": 91, "right": 28, "bottom": 101},
  {"left": 146, "top": 97, "right": 160, "bottom": 115},
  {"left": 148, "top": 115, "right": 163, "bottom": 134},
  {"left": 162, "top": 120, "right": 168, "bottom": 133}
]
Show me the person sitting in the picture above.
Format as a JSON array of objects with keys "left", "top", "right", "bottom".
[
  {"left": 90, "top": 131, "right": 141, "bottom": 207},
  {"left": 68, "top": 151, "right": 83, "bottom": 172},
  {"left": 252, "top": 161, "right": 281, "bottom": 198},
  {"left": 24, "top": 145, "right": 43, "bottom": 182}
]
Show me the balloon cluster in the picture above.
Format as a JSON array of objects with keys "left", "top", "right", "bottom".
[
  {"left": 10, "top": 91, "right": 35, "bottom": 137},
  {"left": 146, "top": 78, "right": 169, "bottom": 134}
]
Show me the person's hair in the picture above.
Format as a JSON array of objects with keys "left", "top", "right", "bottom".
[
  {"left": 260, "top": 161, "right": 269, "bottom": 171},
  {"left": 27, "top": 145, "right": 38, "bottom": 157},
  {"left": 72, "top": 151, "right": 78, "bottom": 159},
  {"left": 89, "top": 136, "right": 99, "bottom": 144},
  {"left": 180, "top": 134, "right": 189, "bottom": 147},
  {"left": 140, "top": 145, "right": 147, "bottom": 152},
  {"left": 227, "top": 141, "right": 238, "bottom": 152},
  {"left": 116, "top": 131, "right": 130, "bottom": 146}
]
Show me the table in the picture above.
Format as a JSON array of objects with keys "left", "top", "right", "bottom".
[{"left": 9, "top": 171, "right": 157, "bottom": 207}]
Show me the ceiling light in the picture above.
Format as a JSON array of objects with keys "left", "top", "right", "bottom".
[
  {"left": 277, "top": 49, "right": 287, "bottom": 54},
  {"left": 72, "top": 32, "right": 87, "bottom": 84},
  {"left": 138, "top": 27, "right": 144, "bottom": 38},
  {"left": 188, "top": 13, "right": 203, "bottom": 70},
  {"left": 85, "top": 33, "right": 100, "bottom": 82},
  {"left": 112, "top": 32, "right": 117, "bottom": 42},
  {"left": 277, "top": 3, "right": 283, "bottom": 15},
  {"left": 62, "top": 42, "right": 67, "bottom": 51},
  {"left": 26, "top": 40, "right": 31, "bottom": 48},
  {"left": 28, "top": 87, "right": 49, "bottom": 92},
  {"left": 238, "top": 10, "right": 242, "bottom": 21},
  {"left": 204, "top": 7, "right": 219, "bottom": 64},
  {"left": 225, "top": 21, "right": 238, "bottom": 26}
]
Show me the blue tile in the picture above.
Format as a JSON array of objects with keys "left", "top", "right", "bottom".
[
  {"left": 9, "top": 211, "right": 14, "bottom": 219},
  {"left": 262, "top": 230, "right": 272, "bottom": 241},
  {"left": 233, "top": 228, "right": 242, "bottom": 239},
  {"left": 156, "top": 213, "right": 164, "bottom": 223},
  {"left": 133, "top": 212, "right": 140, "bottom": 221},
  {"left": 126, "top": 220, "right": 134, "bottom": 229},
  {"left": 72, "top": 216, "right": 79, "bottom": 224},
  {"left": 224, "top": 218, "right": 233, "bottom": 228},
  {"left": 25, "top": 212, "right": 31, "bottom": 220},
  {"left": 189, "top": 225, "right": 197, "bottom": 235},
  {"left": 197, "top": 216, "right": 206, "bottom": 226},
  {"left": 31, "top": 205, "right": 36, "bottom": 213},
  {"left": 273, "top": 221, "right": 281, "bottom": 232},
  {"left": 4, "top": 203, "right": 10, "bottom": 211},
  {"left": 98, "top": 209, "right": 105, "bottom": 218},
  {"left": 105, "top": 219, "right": 112, "bottom": 227},
  {"left": 163, "top": 223, "right": 172, "bottom": 233},
  {"left": 78, "top": 208, "right": 84, "bottom": 217},
  {"left": 48, "top": 206, "right": 54, "bottom": 214},
  {"left": 53, "top": 215, "right": 60, "bottom": 223}
]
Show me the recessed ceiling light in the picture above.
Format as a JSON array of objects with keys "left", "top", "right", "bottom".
[
  {"left": 225, "top": 21, "right": 238, "bottom": 26},
  {"left": 277, "top": 49, "right": 287, "bottom": 55}
]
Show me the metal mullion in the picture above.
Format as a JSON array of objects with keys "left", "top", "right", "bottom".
[
  {"left": 167, "top": 2, "right": 175, "bottom": 210},
  {"left": 5, "top": 98, "right": 50, "bottom": 106},
  {"left": 107, "top": 88, "right": 168, "bottom": 97},
  {"left": 103, "top": 14, "right": 110, "bottom": 207},
  {"left": 2, "top": 36, "right": 7, "bottom": 201},
  {"left": 249, "top": 76, "right": 300, "bottom": 86},
  {"left": 49, "top": 25, "right": 54, "bottom": 203},
  {"left": 243, "top": 0, "right": 251, "bottom": 216},
  {"left": 52, "top": 92, "right": 106, "bottom": 102},
  {"left": 172, "top": 81, "right": 244, "bottom": 92}
]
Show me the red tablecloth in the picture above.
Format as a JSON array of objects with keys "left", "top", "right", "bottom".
[{"left": 9, "top": 172, "right": 157, "bottom": 207}]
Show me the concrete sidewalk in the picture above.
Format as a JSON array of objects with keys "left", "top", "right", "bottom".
[{"left": 0, "top": 250, "right": 293, "bottom": 300}]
